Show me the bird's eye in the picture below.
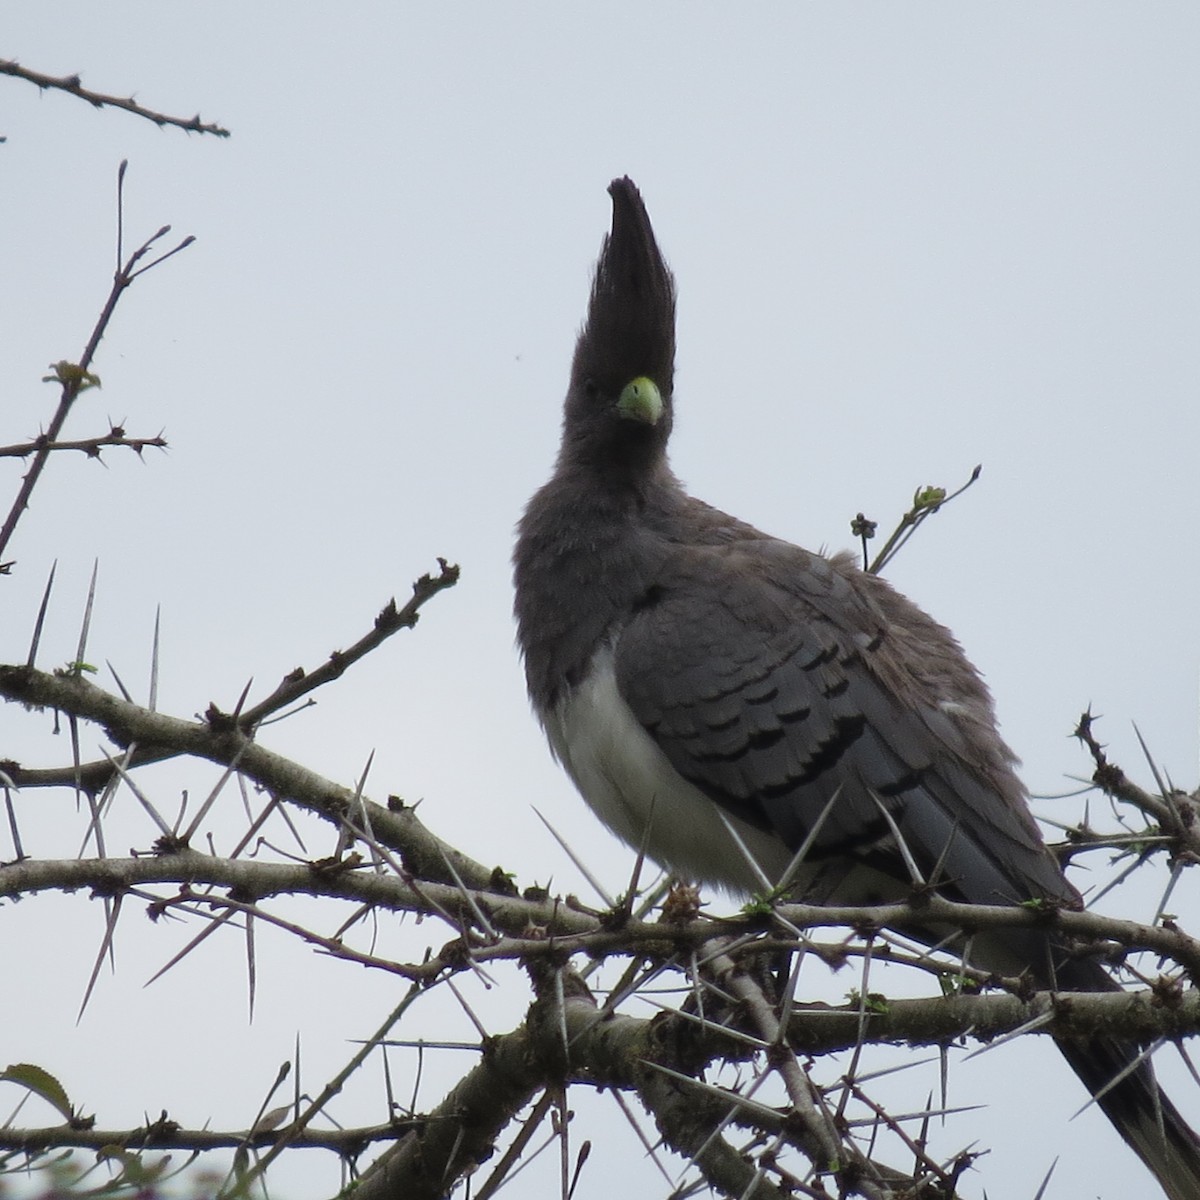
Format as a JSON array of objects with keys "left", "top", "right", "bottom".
[{"left": 583, "top": 378, "right": 599, "bottom": 399}]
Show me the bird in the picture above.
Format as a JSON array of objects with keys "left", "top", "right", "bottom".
[{"left": 512, "top": 177, "right": 1200, "bottom": 1198}]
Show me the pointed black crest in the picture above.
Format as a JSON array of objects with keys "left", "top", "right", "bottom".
[{"left": 572, "top": 177, "right": 676, "bottom": 395}]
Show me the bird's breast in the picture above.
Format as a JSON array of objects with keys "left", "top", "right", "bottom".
[{"left": 543, "top": 643, "right": 795, "bottom": 894}]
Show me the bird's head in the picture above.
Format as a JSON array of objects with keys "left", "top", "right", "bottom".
[{"left": 561, "top": 177, "right": 677, "bottom": 472}]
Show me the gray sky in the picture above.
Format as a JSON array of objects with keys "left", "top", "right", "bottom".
[{"left": 3, "top": 5, "right": 1199, "bottom": 1198}]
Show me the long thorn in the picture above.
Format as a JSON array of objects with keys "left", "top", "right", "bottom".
[
  {"left": 70, "top": 560, "right": 100, "bottom": 678},
  {"left": 149, "top": 605, "right": 161, "bottom": 712},
  {"left": 25, "top": 560, "right": 57, "bottom": 667}
]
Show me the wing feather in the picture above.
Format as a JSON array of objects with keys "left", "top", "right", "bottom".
[{"left": 613, "top": 537, "right": 1071, "bottom": 928}]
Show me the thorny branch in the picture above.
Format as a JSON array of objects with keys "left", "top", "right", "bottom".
[
  {"left": 1075, "top": 709, "right": 1200, "bottom": 863},
  {"left": 0, "top": 562, "right": 464, "bottom": 842},
  {"left": 0, "top": 58, "right": 230, "bottom": 138},
  {"left": 0, "top": 1121, "right": 418, "bottom": 1155},
  {"left": 0, "top": 162, "right": 192, "bottom": 572},
  {"left": 236, "top": 559, "right": 461, "bottom": 729},
  {"left": 0, "top": 427, "right": 168, "bottom": 461},
  {"left": 8, "top": 845, "right": 1200, "bottom": 991},
  {"left": 6, "top": 636, "right": 1199, "bottom": 1197},
  {"left": 5, "top": 683, "right": 1200, "bottom": 1198},
  {"left": 7, "top": 609, "right": 1200, "bottom": 1200}
]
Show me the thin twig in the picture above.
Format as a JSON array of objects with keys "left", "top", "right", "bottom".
[
  {"left": 235, "top": 559, "right": 461, "bottom": 728},
  {"left": 0, "top": 430, "right": 167, "bottom": 460},
  {"left": 857, "top": 465, "right": 983, "bottom": 575},
  {"left": 0, "top": 59, "right": 230, "bottom": 137},
  {"left": 0, "top": 164, "right": 193, "bottom": 567}
]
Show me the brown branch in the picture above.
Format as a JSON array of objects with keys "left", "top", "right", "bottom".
[
  {"left": 0, "top": 59, "right": 230, "bottom": 137},
  {"left": 0, "top": 428, "right": 167, "bottom": 460},
  {"left": 0, "top": 850, "right": 516, "bottom": 938},
  {"left": 0, "top": 191, "right": 193, "bottom": 570},
  {"left": 548, "top": 959, "right": 901, "bottom": 1199},
  {"left": 1075, "top": 711, "right": 1200, "bottom": 863},
  {"left": 5, "top": 846, "right": 1200, "bottom": 1197},
  {"left": 1076, "top": 710, "right": 1170, "bottom": 814},
  {"left": 353, "top": 964, "right": 793, "bottom": 1200},
  {"left": 237, "top": 559, "right": 460, "bottom": 727},
  {"left": 0, "top": 651, "right": 486, "bottom": 889},
  {"left": 6, "top": 850, "right": 1200, "bottom": 1037},
  {"left": 1, "top": 563, "right": 457, "bottom": 792},
  {"left": 705, "top": 941, "right": 844, "bottom": 1172},
  {"left": 771, "top": 894, "right": 1200, "bottom": 981},
  {"left": 0, "top": 1120, "right": 412, "bottom": 1155},
  {"left": 635, "top": 1066, "right": 794, "bottom": 1200},
  {"left": 351, "top": 1023, "right": 544, "bottom": 1200},
  {"left": 785, "top": 985, "right": 1200, "bottom": 1056}
]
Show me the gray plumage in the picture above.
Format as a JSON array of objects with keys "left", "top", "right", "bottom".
[{"left": 513, "top": 177, "right": 1200, "bottom": 1197}]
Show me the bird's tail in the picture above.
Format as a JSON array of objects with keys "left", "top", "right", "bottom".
[
  {"left": 1057, "top": 1036, "right": 1200, "bottom": 1200},
  {"left": 1055, "top": 959, "right": 1200, "bottom": 1200}
]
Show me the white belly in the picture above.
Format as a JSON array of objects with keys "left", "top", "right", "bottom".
[{"left": 544, "top": 646, "right": 794, "bottom": 895}]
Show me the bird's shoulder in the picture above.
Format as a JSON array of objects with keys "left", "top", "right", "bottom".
[
  {"left": 619, "top": 497, "right": 1008, "bottom": 777},
  {"left": 638, "top": 496, "right": 888, "bottom": 650}
]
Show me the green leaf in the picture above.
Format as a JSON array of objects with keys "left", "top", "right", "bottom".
[
  {"left": 42, "top": 361, "right": 102, "bottom": 392},
  {"left": 845, "top": 990, "right": 889, "bottom": 1014},
  {"left": 96, "top": 1146, "right": 171, "bottom": 1186},
  {"left": 58, "top": 660, "right": 98, "bottom": 676},
  {"left": 1, "top": 1062, "right": 73, "bottom": 1121}
]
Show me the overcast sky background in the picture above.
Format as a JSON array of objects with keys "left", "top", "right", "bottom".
[{"left": 3, "top": 6, "right": 1200, "bottom": 1198}]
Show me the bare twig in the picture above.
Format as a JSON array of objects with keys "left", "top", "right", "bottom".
[
  {"left": 0, "top": 428, "right": 168, "bottom": 460},
  {"left": 856, "top": 465, "right": 983, "bottom": 575},
  {"left": 0, "top": 58, "right": 230, "bottom": 137},
  {"left": 235, "top": 559, "right": 461, "bottom": 728},
  {"left": 0, "top": 1119, "right": 415, "bottom": 1155},
  {"left": 1075, "top": 711, "right": 1200, "bottom": 864},
  {"left": 0, "top": 164, "right": 192, "bottom": 568}
]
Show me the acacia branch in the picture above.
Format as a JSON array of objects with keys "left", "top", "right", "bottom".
[
  {"left": 697, "top": 941, "right": 903, "bottom": 1198},
  {"left": 0, "top": 428, "right": 167, "bottom": 460},
  {"left": 236, "top": 558, "right": 460, "bottom": 727},
  {"left": 785, "top": 986, "right": 1200, "bottom": 1054},
  {"left": 353, "top": 969, "right": 793, "bottom": 1200},
  {"left": 6, "top": 640, "right": 1199, "bottom": 1195},
  {"left": 1074, "top": 710, "right": 1200, "bottom": 863},
  {"left": 5, "top": 843, "right": 1200, "bottom": 1196},
  {"left": 0, "top": 59, "right": 230, "bottom": 137},
  {"left": 0, "top": 653, "right": 487, "bottom": 888},
  {"left": 3, "top": 951, "right": 1197, "bottom": 1197},
  {"left": 0, "top": 1121, "right": 412, "bottom": 1155},
  {"left": 2, "top": 562, "right": 458, "bottom": 793},
  {"left": 351, "top": 1020, "right": 544, "bottom": 1200},
  {"left": 0, "top": 195, "right": 192, "bottom": 570},
  {"left": 5, "top": 852, "right": 1200, "bottom": 1041}
]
